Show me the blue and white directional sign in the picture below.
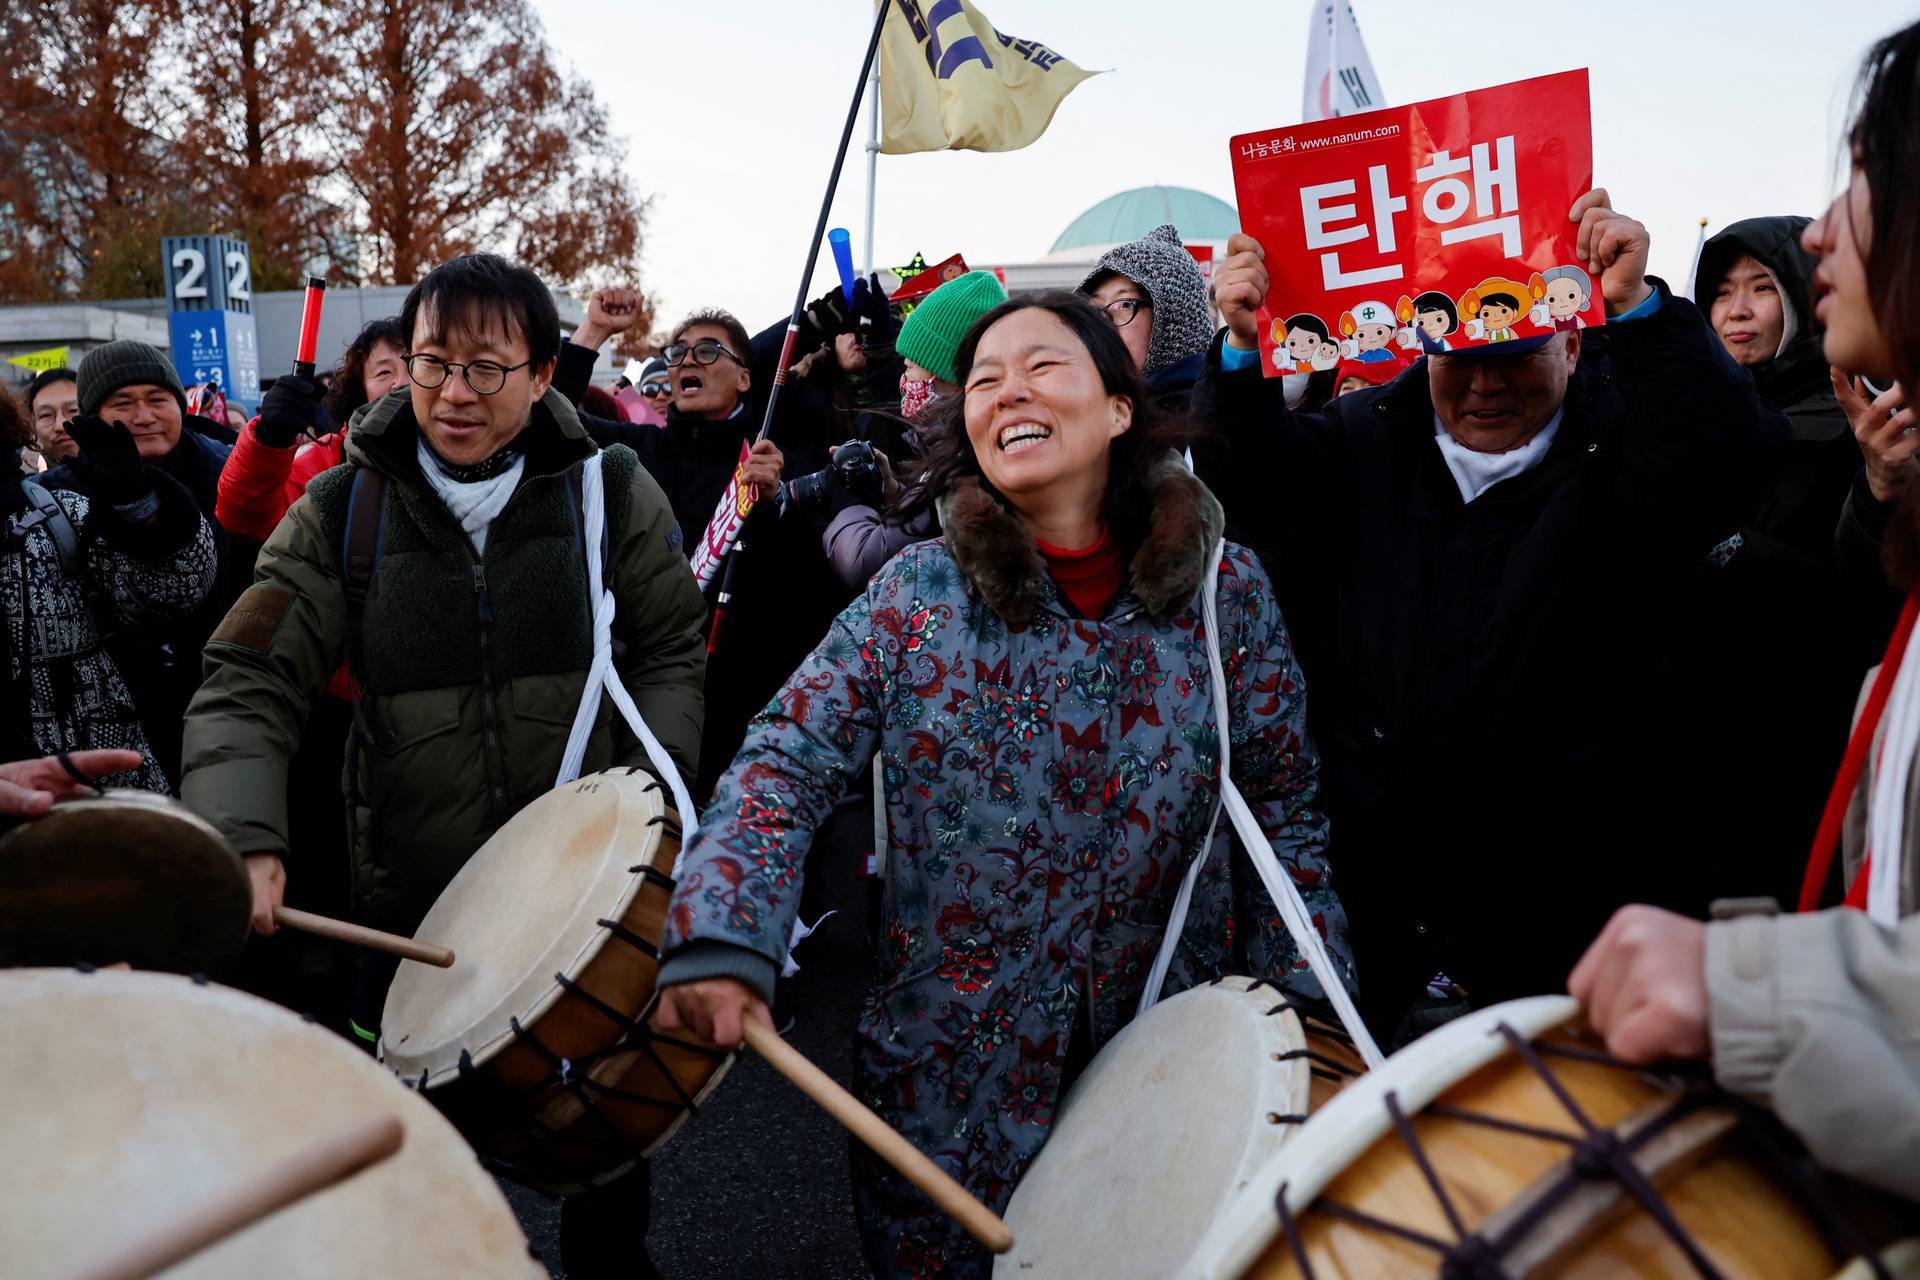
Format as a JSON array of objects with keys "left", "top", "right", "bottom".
[{"left": 162, "top": 234, "right": 261, "bottom": 407}]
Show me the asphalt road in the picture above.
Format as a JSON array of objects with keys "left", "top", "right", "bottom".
[{"left": 507, "top": 800, "right": 882, "bottom": 1279}]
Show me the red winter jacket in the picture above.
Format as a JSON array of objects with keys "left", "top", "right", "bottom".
[
  {"left": 215, "top": 421, "right": 347, "bottom": 543},
  {"left": 216, "top": 420, "right": 353, "bottom": 700}
]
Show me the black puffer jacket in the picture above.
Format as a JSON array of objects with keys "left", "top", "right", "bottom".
[
  {"left": 1193, "top": 284, "right": 1789, "bottom": 1033},
  {"left": 1677, "top": 218, "right": 1898, "bottom": 907}
]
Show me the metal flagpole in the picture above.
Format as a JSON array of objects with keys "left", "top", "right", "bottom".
[
  {"left": 1683, "top": 217, "right": 1711, "bottom": 300},
  {"left": 708, "top": 0, "right": 894, "bottom": 652},
  {"left": 863, "top": 62, "right": 881, "bottom": 278},
  {"left": 1330, "top": 3, "right": 1342, "bottom": 117}
]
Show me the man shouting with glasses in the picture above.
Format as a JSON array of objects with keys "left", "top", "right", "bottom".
[
  {"left": 180, "top": 253, "right": 707, "bottom": 1279},
  {"left": 591, "top": 307, "right": 845, "bottom": 799}
]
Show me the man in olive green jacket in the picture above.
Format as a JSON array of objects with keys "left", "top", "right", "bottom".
[
  {"left": 182, "top": 255, "right": 704, "bottom": 1280},
  {"left": 182, "top": 254, "right": 705, "bottom": 960}
]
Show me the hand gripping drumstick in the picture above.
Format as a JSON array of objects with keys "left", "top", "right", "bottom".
[
  {"left": 63, "top": 1112, "right": 404, "bottom": 1280},
  {"left": 741, "top": 1019, "right": 1014, "bottom": 1254},
  {"left": 272, "top": 906, "right": 455, "bottom": 968}
]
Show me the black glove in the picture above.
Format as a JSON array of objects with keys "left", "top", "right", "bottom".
[
  {"left": 256, "top": 373, "right": 325, "bottom": 448},
  {"left": 64, "top": 416, "right": 158, "bottom": 516},
  {"left": 851, "top": 273, "right": 898, "bottom": 345},
  {"left": 806, "top": 285, "right": 853, "bottom": 337}
]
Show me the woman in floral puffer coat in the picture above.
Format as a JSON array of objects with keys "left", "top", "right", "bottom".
[{"left": 656, "top": 294, "right": 1352, "bottom": 1279}]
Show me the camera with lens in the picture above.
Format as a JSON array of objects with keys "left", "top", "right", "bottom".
[{"left": 787, "top": 438, "right": 885, "bottom": 510}]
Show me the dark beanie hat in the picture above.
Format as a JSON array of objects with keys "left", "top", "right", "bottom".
[
  {"left": 1078, "top": 223, "right": 1213, "bottom": 378},
  {"left": 76, "top": 340, "right": 186, "bottom": 418}
]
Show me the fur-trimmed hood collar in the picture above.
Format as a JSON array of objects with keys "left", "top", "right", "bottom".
[{"left": 934, "top": 453, "right": 1224, "bottom": 626}]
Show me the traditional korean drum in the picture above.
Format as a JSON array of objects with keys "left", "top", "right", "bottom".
[
  {"left": 381, "top": 767, "right": 731, "bottom": 1195},
  {"left": 0, "top": 789, "right": 250, "bottom": 973},
  {"left": 0, "top": 967, "right": 539, "bottom": 1278},
  {"left": 995, "top": 975, "right": 1367, "bottom": 1278},
  {"left": 1187, "top": 996, "right": 1912, "bottom": 1279}
]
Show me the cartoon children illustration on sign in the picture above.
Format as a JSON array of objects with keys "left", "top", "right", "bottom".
[
  {"left": 1400, "top": 291, "right": 1460, "bottom": 352},
  {"left": 1535, "top": 265, "right": 1594, "bottom": 332},
  {"left": 1459, "top": 276, "right": 1545, "bottom": 344},
  {"left": 1339, "top": 299, "right": 1400, "bottom": 363},
  {"left": 1270, "top": 312, "right": 1341, "bottom": 373}
]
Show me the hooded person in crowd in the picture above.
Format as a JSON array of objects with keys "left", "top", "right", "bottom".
[
  {"left": 1670, "top": 216, "right": 1895, "bottom": 906},
  {"left": 1200, "top": 189, "right": 1788, "bottom": 1039},
  {"left": 1076, "top": 222, "right": 1214, "bottom": 411},
  {"left": 1574, "top": 20, "right": 1920, "bottom": 1203},
  {"left": 41, "top": 341, "right": 248, "bottom": 787},
  {"left": 0, "top": 405, "right": 215, "bottom": 794},
  {"left": 180, "top": 253, "right": 708, "bottom": 1279},
  {"left": 821, "top": 269, "right": 1009, "bottom": 589},
  {"left": 655, "top": 293, "right": 1349, "bottom": 1279}
]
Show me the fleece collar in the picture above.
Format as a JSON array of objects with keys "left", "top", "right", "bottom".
[{"left": 934, "top": 453, "right": 1224, "bottom": 627}]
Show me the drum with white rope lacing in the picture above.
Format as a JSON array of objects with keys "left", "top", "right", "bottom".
[{"left": 380, "top": 766, "right": 732, "bottom": 1196}]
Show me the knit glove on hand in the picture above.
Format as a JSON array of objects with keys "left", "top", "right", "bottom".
[
  {"left": 851, "top": 273, "right": 898, "bottom": 344},
  {"left": 65, "top": 415, "right": 201, "bottom": 557},
  {"left": 806, "top": 285, "right": 853, "bottom": 337},
  {"left": 255, "top": 373, "right": 325, "bottom": 448}
]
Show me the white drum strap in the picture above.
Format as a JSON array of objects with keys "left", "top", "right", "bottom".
[
  {"left": 557, "top": 452, "right": 701, "bottom": 876},
  {"left": 1140, "top": 539, "right": 1383, "bottom": 1069}
]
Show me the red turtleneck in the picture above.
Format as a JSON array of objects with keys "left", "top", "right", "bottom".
[{"left": 1036, "top": 527, "right": 1124, "bottom": 620}]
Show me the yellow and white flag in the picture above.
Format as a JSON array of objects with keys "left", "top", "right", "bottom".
[{"left": 878, "top": 0, "right": 1099, "bottom": 155}]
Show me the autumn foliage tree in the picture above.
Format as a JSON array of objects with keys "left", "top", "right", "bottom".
[
  {"left": 0, "top": 0, "right": 647, "bottom": 301},
  {"left": 0, "top": 0, "right": 206, "bottom": 301},
  {"left": 171, "top": 0, "right": 340, "bottom": 292},
  {"left": 319, "top": 0, "right": 645, "bottom": 289}
]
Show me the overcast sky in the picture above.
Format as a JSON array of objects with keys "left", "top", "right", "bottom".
[{"left": 530, "top": 0, "right": 1912, "bottom": 329}]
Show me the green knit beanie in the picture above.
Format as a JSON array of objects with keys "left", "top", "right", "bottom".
[
  {"left": 76, "top": 339, "right": 187, "bottom": 418},
  {"left": 896, "top": 271, "right": 1008, "bottom": 386}
]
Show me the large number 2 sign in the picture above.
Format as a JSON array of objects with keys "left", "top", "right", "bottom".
[
  {"left": 170, "top": 246, "right": 251, "bottom": 302},
  {"left": 171, "top": 246, "right": 208, "bottom": 299}
]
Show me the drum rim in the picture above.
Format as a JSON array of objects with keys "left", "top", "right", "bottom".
[
  {"left": 4, "top": 789, "right": 241, "bottom": 855},
  {"left": 996, "top": 976, "right": 1312, "bottom": 1277},
  {"left": 379, "top": 769, "right": 673, "bottom": 1085},
  {"left": 0, "top": 790, "right": 251, "bottom": 972},
  {"left": 0, "top": 966, "right": 533, "bottom": 1275},
  {"left": 1181, "top": 994, "right": 1580, "bottom": 1280}
]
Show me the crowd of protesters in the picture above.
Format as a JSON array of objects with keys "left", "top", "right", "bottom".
[{"left": 4, "top": 15, "right": 1920, "bottom": 1279}]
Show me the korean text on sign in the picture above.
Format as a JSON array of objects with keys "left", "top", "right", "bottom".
[{"left": 1229, "top": 69, "right": 1600, "bottom": 376}]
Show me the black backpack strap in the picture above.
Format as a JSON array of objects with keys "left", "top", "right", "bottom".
[
  {"left": 340, "top": 467, "right": 387, "bottom": 743},
  {"left": 14, "top": 480, "right": 83, "bottom": 579}
]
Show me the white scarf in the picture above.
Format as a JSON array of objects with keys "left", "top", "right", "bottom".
[
  {"left": 1432, "top": 407, "right": 1564, "bottom": 504},
  {"left": 417, "top": 436, "right": 524, "bottom": 556}
]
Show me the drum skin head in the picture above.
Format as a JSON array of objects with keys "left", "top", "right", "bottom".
[
  {"left": 0, "top": 790, "right": 250, "bottom": 973},
  {"left": 382, "top": 769, "right": 671, "bottom": 1085},
  {"left": 1183, "top": 995, "right": 1580, "bottom": 1279},
  {"left": 0, "top": 968, "right": 537, "bottom": 1278},
  {"left": 995, "top": 977, "right": 1312, "bottom": 1280}
]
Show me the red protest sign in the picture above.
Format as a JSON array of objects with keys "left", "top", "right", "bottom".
[{"left": 1229, "top": 69, "right": 1598, "bottom": 376}]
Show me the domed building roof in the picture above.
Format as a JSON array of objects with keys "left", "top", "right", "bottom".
[{"left": 1049, "top": 186, "right": 1240, "bottom": 255}]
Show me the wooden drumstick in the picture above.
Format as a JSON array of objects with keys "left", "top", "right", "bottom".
[
  {"left": 272, "top": 906, "right": 455, "bottom": 968},
  {"left": 63, "top": 1112, "right": 404, "bottom": 1280},
  {"left": 740, "top": 1018, "right": 1014, "bottom": 1254}
]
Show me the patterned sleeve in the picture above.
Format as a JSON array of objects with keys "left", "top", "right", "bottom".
[
  {"left": 662, "top": 579, "right": 891, "bottom": 968},
  {"left": 1217, "top": 545, "right": 1355, "bottom": 999},
  {"left": 71, "top": 491, "right": 219, "bottom": 627}
]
